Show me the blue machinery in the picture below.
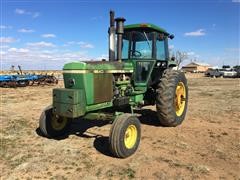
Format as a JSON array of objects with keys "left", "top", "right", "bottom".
[{"left": 0, "top": 74, "right": 58, "bottom": 87}]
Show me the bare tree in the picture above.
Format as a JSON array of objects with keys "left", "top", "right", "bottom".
[{"left": 173, "top": 51, "right": 188, "bottom": 70}]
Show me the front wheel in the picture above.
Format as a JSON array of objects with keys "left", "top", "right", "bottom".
[
  {"left": 156, "top": 70, "right": 188, "bottom": 127},
  {"left": 39, "top": 106, "right": 72, "bottom": 137},
  {"left": 109, "top": 114, "right": 141, "bottom": 158}
]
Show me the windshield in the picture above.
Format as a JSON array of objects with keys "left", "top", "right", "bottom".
[{"left": 122, "top": 31, "right": 153, "bottom": 59}]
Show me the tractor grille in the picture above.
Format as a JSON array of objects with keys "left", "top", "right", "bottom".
[{"left": 94, "top": 74, "right": 113, "bottom": 104}]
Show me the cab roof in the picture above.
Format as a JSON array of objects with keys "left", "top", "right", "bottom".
[{"left": 124, "top": 23, "right": 169, "bottom": 35}]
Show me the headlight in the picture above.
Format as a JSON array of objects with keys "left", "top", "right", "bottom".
[{"left": 68, "top": 78, "right": 75, "bottom": 87}]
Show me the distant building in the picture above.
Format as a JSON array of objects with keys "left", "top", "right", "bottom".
[{"left": 181, "top": 62, "right": 211, "bottom": 72}]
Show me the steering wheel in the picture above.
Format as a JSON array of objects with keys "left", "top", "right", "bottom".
[{"left": 130, "top": 50, "right": 142, "bottom": 57}]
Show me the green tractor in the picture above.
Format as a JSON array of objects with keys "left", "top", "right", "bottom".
[{"left": 39, "top": 11, "right": 188, "bottom": 158}]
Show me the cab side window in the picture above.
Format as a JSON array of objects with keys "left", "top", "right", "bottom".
[
  {"left": 122, "top": 39, "right": 129, "bottom": 59},
  {"left": 156, "top": 33, "right": 166, "bottom": 60}
]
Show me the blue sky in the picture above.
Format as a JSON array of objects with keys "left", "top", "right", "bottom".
[{"left": 0, "top": 0, "right": 239, "bottom": 70}]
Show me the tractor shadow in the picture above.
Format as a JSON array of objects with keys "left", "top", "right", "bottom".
[
  {"left": 135, "top": 109, "right": 162, "bottom": 127},
  {"left": 93, "top": 136, "right": 112, "bottom": 157},
  {"left": 71, "top": 118, "right": 113, "bottom": 157},
  {"left": 36, "top": 118, "right": 110, "bottom": 140},
  {"left": 36, "top": 118, "right": 114, "bottom": 157},
  {"left": 35, "top": 108, "right": 163, "bottom": 157}
]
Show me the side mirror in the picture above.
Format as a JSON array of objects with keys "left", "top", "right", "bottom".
[
  {"left": 171, "top": 56, "right": 175, "bottom": 61},
  {"left": 169, "top": 34, "right": 174, "bottom": 39}
]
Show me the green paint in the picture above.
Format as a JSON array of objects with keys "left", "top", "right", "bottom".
[
  {"left": 63, "top": 61, "right": 133, "bottom": 71},
  {"left": 124, "top": 23, "right": 169, "bottom": 35},
  {"left": 63, "top": 73, "right": 84, "bottom": 89},
  {"left": 62, "top": 61, "right": 134, "bottom": 108},
  {"left": 130, "top": 94, "right": 144, "bottom": 103},
  {"left": 131, "top": 59, "right": 156, "bottom": 89},
  {"left": 52, "top": 88, "right": 86, "bottom": 118},
  {"left": 134, "top": 86, "right": 147, "bottom": 92},
  {"left": 83, "top": 112, "right": 115, "bottom": 121},
  {"left": 84, "top": 74, "right": 94, "bottom": 104},
  {"left": 63, "top": 73, "right": 94, "bottom": 105},
  {"left": 86, "top": 101, "right": 113, "bottom": 112},
  {"left": 52, "top": 21, "right": 175, "bottom": 120},
  {"left": 131, "top": 90, "right": 145, "bottom": 95},
  {"left": 53, "top": 88, "right": 82, "bottom": 104},
  {"left": 63, "top": 62, "right": 87, "bottom": 70},
  {"left": 115, "top": 80, "right": 131, "bottom": 85},
  {"left": 83, "top": 111, "right": 124, "bottom": 121},
  {"left": 53, "top": 102, "right": 85, "bottom": 118}
]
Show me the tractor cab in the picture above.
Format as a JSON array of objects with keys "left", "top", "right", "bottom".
[
  {"left": 122, "top": 24, "right": 170, "bottom": 61},
  {"left": 108, "top": 13, "right": 175, "bottom": 88},
  {"left": 121, "top": 24, "right": 174, "bottom": 87}
]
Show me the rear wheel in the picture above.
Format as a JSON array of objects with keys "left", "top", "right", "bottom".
[
  {"left": 109, "top": 114, "right": 141, "bottom": 158},
  {"left": 156, "top": 70, "right": 188, "bottom": 127},
  {"left": 39, "top": 106, "right": 72, "bottom": 137}
]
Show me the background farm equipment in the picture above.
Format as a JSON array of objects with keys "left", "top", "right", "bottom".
[
  {"left": 28, "top": 74, "right": 58, "bottom": 86},
  {"left": 0, "top": 65, "right": 58, "bottom": 87},
  {"left": 0, "top": 72, "right": 58, "bottom": 88}
]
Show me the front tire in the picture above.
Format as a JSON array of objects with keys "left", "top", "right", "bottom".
[
  {"left": 156, "top": 70, "right": 188, "bottom": 127},
  {"left": 109, "top": 114, "right": 141, "bottom": 158},
  {"left": 39, "top": 106, "right": 72, "bottom": 137}
]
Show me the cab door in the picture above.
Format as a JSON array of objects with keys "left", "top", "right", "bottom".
[{"left": 133, "top": 60, "right": 156, "bottom": 88}]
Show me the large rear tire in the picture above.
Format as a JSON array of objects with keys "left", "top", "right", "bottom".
[
  {"left": 156, "top": 70, "right": 188, "bottom": 127},
  {"left": 39, "top": 105, "right": 72, "bottom": 137},
  {"left": 109, "top": 114, "right": 141, "bottom": 158}
]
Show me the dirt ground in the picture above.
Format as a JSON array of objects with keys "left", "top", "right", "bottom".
[{"left": 1, "top": 73, "right": 240, "bottom": 180}]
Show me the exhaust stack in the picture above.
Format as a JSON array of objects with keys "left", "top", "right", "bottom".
[
  {"left": 115, "top": 17, "right": 125, "bottom": 62},
  {"left": 109, "top": 10, "right": 115, "bottom": 62}
]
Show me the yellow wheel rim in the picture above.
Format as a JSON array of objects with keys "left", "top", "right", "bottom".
[
  {"left": 124, "top": 125, "right": 137, "bottom": 149},
  {"left": 51, "top": 115, "right": 68, "bottom": 130},
  {"left": 175, "top": 82, "right": 186, "bottom": 116}
]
